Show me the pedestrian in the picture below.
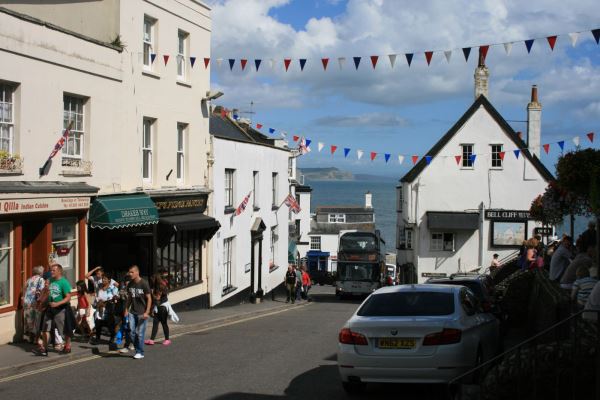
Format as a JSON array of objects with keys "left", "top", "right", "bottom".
[
  {"left": 115, "top": 276, "right": 132, "bottom": 351},
  {"left": 22, "top": 266, "right": 45, "bottom": 344},
  {"left": 75, "top": 280, "right": 92, "bottom": 339},
  {"left": 295, "top": 265, "right": 303, "bottom": 301},
  {"left": 560, "top": 243, "right": 595, "bottom": 290},
  {"left": 121, "top": 265, "right": 151, "bottom": 359},
  {"left": 284, "top": 265, "right": 296, "bottom": 304},
  {"left": 91, "top": 275, "right": 119, "bottom": 349},
  {"left": 34, "top": 264, "right": 75, "bottom": 356},
  {"left": 146, "top": 273, "right": 171, "bottom": 346},
  {"left": 86, "top": 266, "right": 118, "bottom": 295},
  {"left": 549, "top": 236, "right": 573, "bottom": 281},
  {"left": 525, "top": 238, "right": 539, "bottom": 270},
  {"left": 571, "top": 266, "right": 598, "bottom": 310},
  {"left": 490, "top": 254, "right": 500, "bottom": 273},
  {"left": 580, "top": 221, "right": 597, "bottom": 253},
  {"left": 301, "top": 266, "right": 311, "bottom": 301}
]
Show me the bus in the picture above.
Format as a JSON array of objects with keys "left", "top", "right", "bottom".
[{"left": 335, "top": 231, "right": 385, "bottom": 298}]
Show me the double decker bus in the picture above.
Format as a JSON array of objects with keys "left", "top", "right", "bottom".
[{"left": 335, "top": 231, "right": 385, "bottom": 298}]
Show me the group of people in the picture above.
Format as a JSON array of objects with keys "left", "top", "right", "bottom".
[
  {"left": 285, "top": 265, "right": 311, "bottom": 304},
  {"left": 22, "top": 264, "right": 178, "bottom": 360}
]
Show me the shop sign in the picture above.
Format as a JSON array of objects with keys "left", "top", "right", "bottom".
[
  {"left": 0, "top": 197, "right": 90, "bottom": 215},
  {"left": 484, "top": 209, "right": 531, "bottom": 221},
  {"left": 153, "top": 194, "right": 208, "bottom": 216},
  {"left": 534, "top": 227, "right": 553, "bottom": 236}
]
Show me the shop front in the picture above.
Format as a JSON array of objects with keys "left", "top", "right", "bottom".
[{"left": 0, "top": 181, "right": 98, "bottom": 344}]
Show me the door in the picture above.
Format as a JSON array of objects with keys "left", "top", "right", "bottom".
[{"left": 22, "top": 221, "right": 49, "bottom": 277}]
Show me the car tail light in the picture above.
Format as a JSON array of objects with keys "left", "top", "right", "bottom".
[
  {"left": 422, "top": 328, "right": 462, "bottom": 346},
  {"left": 339, "top": 328, "right": 368, "bottom": 346}
]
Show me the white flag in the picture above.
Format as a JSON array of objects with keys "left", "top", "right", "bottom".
[
  {"left": 269, "top": 59, "right": 275, "bottom": 69},
  {"left": 444, "top": 50, "right": 452, "bottom": 63},
  {"left": 573, "top": 136, "right": 580, "bottom": 147},
  {"left": 318, "top": 142, "right": 324, "bottom": 152},
  {"left": 388, "top": 54, "right": 397, "bottom": 68},
  {"left": 398, "top": 155, "right": 405, "bottom": 165},
  {"left": 216, "top": 58, "right": 223, "bottom": 68},
  {"left": 568, "top": 32, "right": 579, "bottom": 47},
  {"left": 503, "top": 42, "right": 513, "bottom": 56},
  {"left": 338, "top": 57, "right": 346, "bottom": 70},
  {"left": 357, "top": 149, "right": 364, "bottom": 160}
]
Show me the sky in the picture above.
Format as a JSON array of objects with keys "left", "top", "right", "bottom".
[{"left": 206, "top": 0, "right": 600, "bottom": 178}]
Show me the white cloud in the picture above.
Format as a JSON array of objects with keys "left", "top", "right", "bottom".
[{"left": 314, "top": 112, "right": 409, "bottom": 127}]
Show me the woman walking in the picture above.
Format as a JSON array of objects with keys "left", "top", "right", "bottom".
[
  {"left": 91, "top": 275, "right": 118, "bottom": 348},
  {"left": 22, "top": 266, "right": 45, "bottom": 344},
  {"left": 146, "top": 273, "right": 171, "bottom": 346}
]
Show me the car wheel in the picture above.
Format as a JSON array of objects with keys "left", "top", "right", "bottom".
[{"left": 342, "top": 381, "right": 366, "bottom": 395}]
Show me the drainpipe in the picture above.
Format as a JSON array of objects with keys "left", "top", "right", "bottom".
[
  {"left": 478, "top": 202, "right": 485, "bottom": 268},
  {"left": 207, "top": 136, "right": 215, "bottom": 307}
]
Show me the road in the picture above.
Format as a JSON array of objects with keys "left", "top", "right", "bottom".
[{"left": 0, "top": 287, "right": 449, "bottom": 399}]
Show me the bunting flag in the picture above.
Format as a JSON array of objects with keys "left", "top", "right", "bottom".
[
  {"left": 322, "top": 58, "right": 329, "bottom": 70},
  {"left": 233, "top": 114, "right": 239, "bottom": 120},
  {"left": 398, "top": 155, "right": 404, "bottom": 165},
  {"left": 269, "top": 128, "right": 275, "bottom": 134},
  {"left": 558, "top": 140, "right": 565, "bottom": 151},
  {"left": 299, "top": 59, "right": 307, "bottom": 71},
  {"left": 163, "top": 55, "right": 170, "bottom": 65},
  {"left": 503, "top": 42, "right": 513, "bottom": 55},
  {"left": 370, "top": 55, "right": 379, "bottom": 69},
  {"left": 425, "top": 51, "right": 434, "bottom": 65},
  {"left": 384, "top": 153, "right": 391, "bottom": 163},
  {"left": 204, "top": 57, "right": 211, "bottom": 68},
  {"left": 353, "top": 57, "right": 361, "bottom": 70},
  {"left": 292, "top": 135, "right": 299, "bottom": 142},
  {"left": 388, "top": 54, "right": 397, "bottom": 68},
  {"left": 593, "top": 29, "right": 600, "bottom": 44},
  {"left": 357, "top": 150, "right": 364, "bottom": 160},
  {"left": 228, "top": 59, "right": 235, "bottom": 70},
  {"left": 235, "top": 191, "right": 252, "bottom": 216},
  {"left": 240, "top": 59, "right": 248, "bottom": 71},
  {"left": 190, "top": 56, "right": 197, "bottom": 68},
  {"left": 331, "top": 145, "right": 338, "bottom": 155},
  {"left": 255, "top": 59, "right": 262, "bottom": 71},
  {"left": 425, "top": 155, "right": 432, "bottom": 165},
  {"left": 455, "top": 155, "right": 462, "bottom": 165},
  {"left": 299, "top": 137, "right": 311, "bottom": 154},
  {"left": 256, "top": 123, "right": 263, "bottom": 130},
  {"left": 469, "top": 154, "right": 477, "bottom": 164},
  {"left": 305, "top": 139, "right": 312, "bottom": 147},
  {"left": 284, "top": 194, "right": 301, "bottom": 214},
  {"left": 444, "top": 50, "right": 452, "bottom": 63},
  {"left": 405, "top": 53, "right": 413, "bottom": 67},
  {"left": 411, "top": 155, "right": 419, "bottom": 165},
  {"left": 547, "top": 36, "right": 557, "bottom": 50},
  {"left": 499, "top": 151, "right": 506, "bottom": 161},
  {"left": 338, "top": 57, "right": 346, "bottom": 70},
  {"left": 588, "top": 132, "right": 595, "bottom": 143},
  {"left": 525, "top": 39, "right": 535, "bottom": 53},
  {"left": 370, "top": 152, "right": 377, "bottom": 161},
  {"left": 344, "top": 148, "right": 350, "bottom": 158},
  {"left": 480, "top": 45, "right": 490, "bottom": 62},
  {"left": 150, "top": 53, "right": 157, "bottom": 64},
  {"left": 284, "top": 59, "right": 291, "bottom": 71},
  {"left": 543, "top": 143, "right": 550, "bottom": 154},
  {"left": 269, "top": 59, "right": 275, "bottom": 69},
  {"left": 569, "top": 33, "right": 579, "bottom": 47},
  {"left": 318, "top": 142, "right": 324, "bottom": 152},
  {"left": 514, "top": 149, "right": 521, "bottom": 159},
  {"left": 220, "top": 108, "right": 227, "bottom": 118},
  {"left": 216, "top": 58, "right": 223, "bottom": 68},
  {"left": 573, "top": 136, "right": 581, "bottom": 147},
  {"left": 462, "top": 47, "right": 471, "bottom": 62}
]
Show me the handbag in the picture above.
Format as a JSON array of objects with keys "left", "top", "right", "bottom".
[{"left": 36, "top": 287, "right": 50, "bottom": 312}]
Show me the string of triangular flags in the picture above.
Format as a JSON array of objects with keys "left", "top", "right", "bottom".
[{"left": 144, "top": 28, "right": 600, "bottom": 72}]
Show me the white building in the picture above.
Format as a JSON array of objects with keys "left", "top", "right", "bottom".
[
  {"left": 396, "top": 54, "right": 552, "bottom": 282},
  {"left": 209, "top": 111, "right": 291, "bottom": 306},
  {"left": 0, "top": 0, "right": 216, "bottom": 343}
]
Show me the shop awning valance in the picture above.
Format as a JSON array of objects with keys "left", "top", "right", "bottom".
[
  {"left": 159, "top": 214, "right": 220, "bottom": 241},
  {"left": 89, "top": 194, "right": 159, "bottom": 229},
  {"left": 427, "top": 211, "right": 479, "bottom": 231}
]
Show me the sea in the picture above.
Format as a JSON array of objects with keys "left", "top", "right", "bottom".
[{"left": 307, "top": 179, "right": 398, "bottom": 254}]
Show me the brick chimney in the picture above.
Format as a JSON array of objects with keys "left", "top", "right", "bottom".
[
  {"left": 365, "top": 191, "right": 373, "bottom": 209},
  {"left": 474, "top": 47, "right": 489, "bottom": 99},
  {"left": 527, "top": 85, "right": 542, "bottom": 157}
]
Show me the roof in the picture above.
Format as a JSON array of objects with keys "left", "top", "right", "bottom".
[
  {"left": 401, "top": 95, "right": 554, "bottom": 183},
  {"left": 316, "top": 206, "right": 373, "bottom": 214},
  {"left": 309, "top": 221, "right": 375, "bottom": 235},
  {"left": 210, "top": 114, "right": 289, "bottom": 152},
  {"left": 0, "top": 181, "right": 98, "bottom": 194}
]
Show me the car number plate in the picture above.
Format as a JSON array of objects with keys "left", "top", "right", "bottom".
[{"left": 377, "top": 338, "right": 416, "bottom": 349}]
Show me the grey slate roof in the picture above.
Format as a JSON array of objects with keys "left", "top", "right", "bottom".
[
  {"left": 0, "top": 181, "right": 99, "bottom": 194},
  {"left": 209, "top": 113, "right": 289, "bottom": 151}
]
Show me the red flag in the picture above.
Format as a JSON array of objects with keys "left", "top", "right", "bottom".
[
  {"left": 284, "top": 194, "right": 301, "bottom": 214},
  {"left": 547, "top": 36, "right": 557, "bottom": 50},
  {"left": 220, "top": 108, "right": 227, "bottom": 118},
  {"left": 425, "top": 51, "right": 433, "bottom": 65},
  {"left": 256, "top": 123, "right": 263, "bottom": 130},
  {"left": 292, "top": 135, "right": 299, "bottom": 142},
  {"left": 543, "top": 144, "right": 550, "bottom": 154},
  {"left": 412, "top": 155, "right": 419, "bottom": 165},
  {"left": 163, "top": 55, "right": 170, "bottom": 65},
  {"left": 240, "top": 59, "right": 248, "bottom": 70},
  {"left": 235, "top": 192, "right": 252, "bottom": 216},
  {"left": 204, "top": 58, "right": 210, "bottom": 68},
  {"left": 479, "top": 45, "right": 490, "bottom": 62},
  {"left": 284, "top": 59, "right": 291, "bottom": 71},
  {"left": 588, "top": 132, "right": 595, "bottom": 143},
  {"left": 370, "top": 152, "right": 377, "bottom": 161},
  {"left": 321, "top": 58, "right": 329, "bottom": 70},
  {"left": 455, "top": 155, "right": 462, "bottom": 165},
  {"left": 331, "top": 145, "right": 338, "bottom": 154},
  {"left": 370, "top": 55, "right": 379, "bottom": 69},
  {"left": 499, "top": 151, "right": 506, "bottom": 161}
]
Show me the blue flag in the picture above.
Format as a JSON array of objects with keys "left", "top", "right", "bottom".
[
  {"left": 305, "top": 139, "right": 312, "bottom": 147},
  {"left": 514, "top": 149, "right": 521, "bottom": 159},
  {"left": 462, "top": 47, "right": 471, "bottom": 62},
  {"left": 425, "top": 156, "right": 432, "bottom": 165},
  {"left": 233, "top": 114, "right": 239, "bottom": 120},
  {"left": 269, "top": 128, "right": 275, "bottom": 134},
  {"left": 524, "top": 39, "right": 535, "bottom": 53},
  {"left": 469, "top": 154, "right": 477, "bottom": 164},
  {"left": 299, "top": 59, "right": 307, "bottom": 71},
  {"left": 558, "top": 140, "right": 565, "bottom": 151},
  {"left": 190, "top": 56, "right": 196, "bottom": 68},
  {"left": 384, "top": 154, "right": 391, "bottom": 163},
  {"left": 405, "top": 53, "right": 413, "bottom": 67},
  {"left": 255, "top": 59, "right": 262, "bottom": 71},
  {"left": 229, "top": 59, "right": 235, "bottom": 70},
  {"left": 150, "top": 53, "right": 157, "bottom": 64},
  {"left": 344, "top": 148, "right": 351, "bottom": 158},
  {"left": 353, "top": 57, "right": 361, "bottom": 70}
]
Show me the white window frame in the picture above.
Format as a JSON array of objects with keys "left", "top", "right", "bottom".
[
  {"left": 405, "top": 229, "right": 413, "bottom": 250},
  {"left": 0, "top": 222, "right": 12, "bottom": 308},
  {"left": 328, "top": 213, "right": 346, "bottom": 223},
  {"left": 310, "top": 236, "right": 321, "bottom": 250},
  {"left": 142, "top": 118, "right": 154, "bottom": 183},
  {"left": 491, "top": 143, "right": 503, "bottom": 169},
  {"left": 143, "top": 16, "right": 156, "bottom": 70},
  {"left": 0, "top": 84, "right": 14, "bottom": 155},
  {"left": 223, "top": 237, "right": 234, "bottom": 290},
  {"left": 431, "top": 232, "right": 455, "bottom": 252},
  {"left": 397, "top": 226, "right": 406, "bottom": 249},
  {"left": 176, "top": 123, "right": 186, "bottom": 184},
  {"left": 177, "top": 30, "right": 188, "bottom": 80},
  {"left": 62, "top": 95, "right": 85, "bottom": 161},
  {"left": 272, "top": 172, "right": 278, "bottom": 207},
  {"left": 225, "top": 169, "right": 235, "bottom": 208},
  {"left": 461, "top": 144, "right": 474, "bottom": 169},
  {"left": 51, "top": 218, "right": 78, "bottom": 287},
  {"left": 253, "top": 171, "right": 259, "bottom": 209}
]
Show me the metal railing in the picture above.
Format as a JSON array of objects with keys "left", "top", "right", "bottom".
[{"left": 448, "top": 309, "right": 600, "bottom": 400}]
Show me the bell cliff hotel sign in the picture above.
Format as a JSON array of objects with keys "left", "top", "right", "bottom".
[
  {"left": 485, "top": 209, "right": 531, "bottom": 221},
  {"left": 152, "top": 193, "right": 208, "bottom": 216}
]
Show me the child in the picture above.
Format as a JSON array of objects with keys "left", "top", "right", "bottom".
[
  {"left": 75, "top": 280, "right": 92, "bottom": 338},
  {"left": 572, "top": 266, "right": 598, "bottom": 309}
]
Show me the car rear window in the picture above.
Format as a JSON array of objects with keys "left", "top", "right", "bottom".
[
  {"left": 430, "top": 280, "right": 484, "bottom": 299},
  {"left": 357, "top": 291, "right": 455, "bottom": 317}
]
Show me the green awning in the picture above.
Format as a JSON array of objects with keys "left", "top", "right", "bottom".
[
  {"left": 288, "top": 240, "right": 298, "bottom": 263},
  {"left": 89, "top": 194, "right": 159, "bottom": 229}
]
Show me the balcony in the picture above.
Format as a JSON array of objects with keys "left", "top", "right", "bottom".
[
  {"left": 61, "top": 158, "right": 92, "bottom": 176},
  {"left": 0, "top": 154, "right": 23, "bottom": 175}
]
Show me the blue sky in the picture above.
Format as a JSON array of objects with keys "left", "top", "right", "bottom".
[{"left": 208, "top": 0, "right": 600, "bottom": 178}]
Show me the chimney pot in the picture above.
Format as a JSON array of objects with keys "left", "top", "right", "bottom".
[
  {"left": 531, "top": 85, "right": 538, "bottom": 103},
  {"left": 365, "top": 191, "right": 373, "bottom": 209}
]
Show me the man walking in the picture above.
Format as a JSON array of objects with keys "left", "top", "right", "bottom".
[
  {"left": 285, "top": 265, "right": 296, "bottom": 304},
  {"left": 549, "top": 236, "right": 573, "bottom": 282},
  {"left": 121, "top": 265, "right": 151, "bottom": 359}
]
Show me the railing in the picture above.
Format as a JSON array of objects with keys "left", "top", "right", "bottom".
[{"left": 448, "top": 309, "right": 600, "bottom": 400}]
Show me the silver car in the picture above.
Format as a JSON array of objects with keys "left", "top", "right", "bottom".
[{"left": 337, "top": 284, "right": 499, "bottom": 393}]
